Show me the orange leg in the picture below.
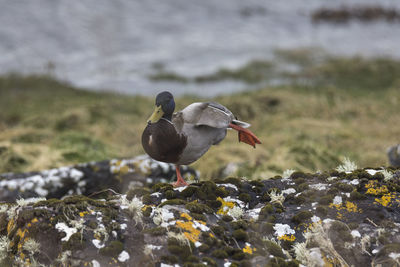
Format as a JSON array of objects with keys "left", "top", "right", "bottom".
[{"left": 173, "top": 165, "right": 188, "bottom": 187}]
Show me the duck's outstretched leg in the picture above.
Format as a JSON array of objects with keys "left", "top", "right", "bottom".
[
  {"left": 229, "top": 123, "right": 262, "bottom": 148},
  {"left": 173, "top": 165, "right": 188, "bottom": 187}
]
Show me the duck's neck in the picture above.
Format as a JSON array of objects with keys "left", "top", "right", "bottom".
[{"left": 162, "top": 113, "right": 172, "bottom": 121}]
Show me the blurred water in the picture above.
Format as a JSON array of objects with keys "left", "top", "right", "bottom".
[{"left": 0, "top": 0, "right": 399, "bottom": 96}]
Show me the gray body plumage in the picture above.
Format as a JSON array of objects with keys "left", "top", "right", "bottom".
[
  {"left": 388, "top": 144, "right": 400, "bottom": 167},
  {"left": 172, "top": 102, "right": 249, "bottom": 165}
]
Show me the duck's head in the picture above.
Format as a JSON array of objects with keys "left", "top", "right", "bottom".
[{"left": 147, "top": 91, "right": 175, "bottom": 123}]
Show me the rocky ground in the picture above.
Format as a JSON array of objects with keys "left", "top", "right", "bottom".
[{"left": 0, "top": 157, "right": 399, "bottom": 266}]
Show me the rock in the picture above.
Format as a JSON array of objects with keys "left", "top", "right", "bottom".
[
  {"left": 0, "top": 166, "right": 398, "bottom": 266},
  {"left": 0, "top": 155, "right": 198, "bottom": 202},
  {"left": 312, "top": 6, "right": 400, "bottom": 24}
]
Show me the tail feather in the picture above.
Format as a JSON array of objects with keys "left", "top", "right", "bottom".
[{"left": 229, "top": 123, "right": 261, "bottom": 148}]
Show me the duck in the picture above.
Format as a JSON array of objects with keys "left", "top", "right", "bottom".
[{"left": 142, "top": 91, "right": 261, "bottom": 187}]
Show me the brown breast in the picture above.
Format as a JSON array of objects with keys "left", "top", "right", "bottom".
[{"left": 141, "top": 119, "right": 187, "bottom": 164}]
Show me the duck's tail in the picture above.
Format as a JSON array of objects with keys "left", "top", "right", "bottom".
[{"left": 229, "top": 122, "right": 262, "bottom": 148}]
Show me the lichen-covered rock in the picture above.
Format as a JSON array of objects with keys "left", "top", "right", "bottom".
[
  {"left": 0, "top": 167, "right": 399, "bottom": 266},
  {"left": 0, "top": 155, "right": 198, "bottom": 202}
]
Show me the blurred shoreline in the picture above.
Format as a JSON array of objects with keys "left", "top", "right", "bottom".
[{"left": 1, "top": 1, "right": 400, "bottom": 96}]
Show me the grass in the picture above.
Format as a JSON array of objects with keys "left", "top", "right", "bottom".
[{"left": 0, "top": 50, "right": 400, "bottom": 179}]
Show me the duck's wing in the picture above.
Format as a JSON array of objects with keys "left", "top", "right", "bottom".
[{"left": 173, "top": 102, "right": 237, "bottom": 129}]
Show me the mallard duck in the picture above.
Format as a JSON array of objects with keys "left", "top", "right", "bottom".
[{"left": 142, "top": 91, "right": 261, "bottom": 187}]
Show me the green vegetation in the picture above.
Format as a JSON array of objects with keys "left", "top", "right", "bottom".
[{"left": 1, "top": 49, "right": 400, "bottom": 178}]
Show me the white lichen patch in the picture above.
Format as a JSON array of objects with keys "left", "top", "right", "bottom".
[
  {"left": 126, "top": 154, "right": 171, "bottom": 175},
  {"left": 282, "top": 188, "right": 296, "bottom": 195},
  {"left": 110, "top": 159, "right": 135, "bottom": 174},
  {"left": 23, "top": 238, "right": 40, "bottom": 254},
  {"left": 282, "top": 169, "right": 296, "bottom": 180},
  {"left": 351, "top": 230, "right": 361, "bottom": 238},
  {"left": 173, "top": 186, "right": 187, "bottom": 192},
  {"left": 309, "top": 183, "right": 328, "bottom": 190},
  {"left": 152, "top": 207, "right": 175, "bottom": 227},
  {"left": 192, "top": 220, "right": 210, "bottom": 232},
  {"left": 120, "top": 195, "right": 144, "bottom": 225},
  {"left": 160, "top": 263, "right": 180, "bottom": 267},
  {"left": 118, "top": 250, "right": 130, "bottom": 262},
  {"left": 246, "top": 207, "right": 262, "bottom": 220},
  {"left": 311, "top": 215, "right": 321, "bottom": 223},
  {"left": 327, "top": 176, "right": 338, "bottom": 182},
  {"left": 350, "top": 179, "right": 360, "bottom": 185},
  {"left": 332, "top": 196, "right": 343, "bottom": 205},
  {"left": 0, "top": 205, "right": 8, "bottom": 214},
  {"left": 150, "top": 192, "right": 162, "bottom": 197},
  {"left": 92, "top": 260, "right": 101, "bottom": 267},
  {"left": 336, "top": 157, "right": 357, "bottom": 173},
  {"left": 55, "top": 222, "right": 77, "bottom": 242},
  {"left": 146, "top": 244, "right": 162, "bottom": 250},
  {"left": 0, "top": 167, "right": 84, "bottom": 197},
  {"left": 273, "top": 223, "right": 295, "bottom": 238},
  {"left": 16, "top": 197, "right": 46, "bottom": 207},
  {"left": 382, "top": 169, "right": 394, "bottom": 182},
  {"left": 0, "top": 236, "right": 10, "bottom": 260},
  {"left": 365, "top": 169, "right": 379, "bottom": 175},
  {"left": 94, "top": 223, "right": 109, "bottom": 243},
  {"left": 92, "top": 239, "right": 105, "bottom": 249},
  {"left": 227, "top": 206, "right": 244, "bottom": 220},
  {"left": 269, "top": 189, "right": 285, "bottom": 206},
  {"left": 218, "top": 183, "right": 238, "bottom": 191}
]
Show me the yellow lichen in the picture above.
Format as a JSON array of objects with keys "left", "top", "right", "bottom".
[
  {"left": 329, "top": 201, "right": 362, "bottom": 219},
  {"left": 176, "top": 221, "right": 200, "bottom": 243},
  {"left": 180, "top": 213, "right": 192, "bottom": 221},
  {"left": 277, "top": 234, "right": 296, "bottom": 241},
  {"left": 175, "top": 212, "right": 211, "bottom": 243},
  {"left": 111, "top": 160, "right": 131, "bottom": 175},
  {"left": 365, "top": 180, "right": 388, "bottom": 195},
  {"left": 118, "top": 165, "right": 130, "bottom": 175},
  {"left": 216, "top": 197, "right": 235, "bottom": 215},
  {"left": 302, "top": 220, "right": 322, "bottom": 233},
  {"left": 345, "top": 201, "right": 359, "bottom": 212},
  {"left": 79, "top": 211, "right": 89, "bottom": 217},
  {"left": 16, "top": 228, "right": 27, "bottom": 240},
  {"left": 141, "top": 204, "right": 154, "bottom": 212},
  {"left": 7, "top": 218, "right": 15, "bottom": 234},
  {"left": 243, "top": 244, "right": 256, "bottom": 254},
  {"left": 374, "top": 192, "right": 399, "bottom": 207}
]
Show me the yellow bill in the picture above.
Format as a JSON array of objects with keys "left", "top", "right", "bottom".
[{"left": 147, "top": 105, "right": 164, "bottom": 123}]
